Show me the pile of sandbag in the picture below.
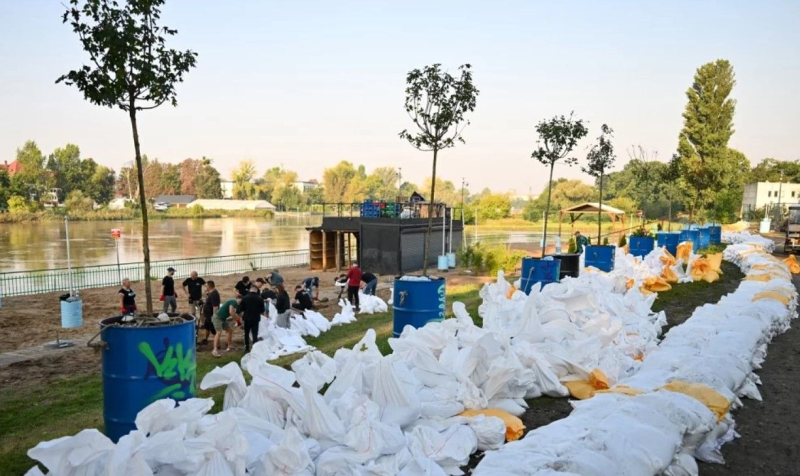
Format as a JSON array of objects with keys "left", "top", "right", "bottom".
[
  {"left": 723, "top": 230, "right": 775, "bottom": 253},
  {"left": 474, "top": 234, "right": 797, "bottom": 475}
]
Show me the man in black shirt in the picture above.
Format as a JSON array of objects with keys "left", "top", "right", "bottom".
[
  {"left": 235, "top": 276, "right": 251, "bottom": 296},
  {"left": 182, "top": 271, "right": 206, "bottom": 318},
  {"left": 199, "top": 280, "right": 220, "bottom": 346},
  {"left": 293, "top": 285, "right": 314, "bottom": 311},
  {"left": 238, "top": 287, "right": 264, "bottom": 352},
  {"left": 361, "top": 271, "right": 378, "bottom": 296},
  {"left": 162, "top": 267, "right": 178, "bottom": 313}
]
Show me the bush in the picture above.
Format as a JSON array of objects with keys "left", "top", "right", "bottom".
[
  {"left": 7, "top": 195, "right": 29, "bottom": 213},
  {"left": 618, "top": 234, "right": 627, "bottom": 247},
  {"left": 567, "top": 237, "right": 576, "bottom": 253},
  {"left": 458, "top": 243, "right": 526, "bottom": 276},
  {"left": 65, "top": 190, "right": 95, "bottom": 213},
  {"left": 603, "top": 236, "right": 609, "bottom": 245},
  {"left": 631, "top": 227, "right": 653, "bottom": 238}
]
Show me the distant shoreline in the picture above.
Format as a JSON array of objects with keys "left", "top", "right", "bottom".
[{"left": 0, "top": 208, "right": 284, "bottom": 224}]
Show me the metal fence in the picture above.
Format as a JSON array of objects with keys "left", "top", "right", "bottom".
[{"left": 0, "top": 249, "right": 309, "bottom": 298}]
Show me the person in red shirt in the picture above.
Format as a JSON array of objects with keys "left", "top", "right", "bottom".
[{"left": 345, "top": 262, "right": 363, "bottom": 310}]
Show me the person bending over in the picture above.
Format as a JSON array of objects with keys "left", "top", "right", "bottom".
[
  {"left": 361, "top": 271, "right": 378, "bottom": 296},
  {"left": 293, "top": 284, "right": 314, "bottom": 311},
  {"left": 212, "top": 294, "right": 242, "bottom": 357}
]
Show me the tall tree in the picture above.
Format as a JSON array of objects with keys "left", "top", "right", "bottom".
[
  {"left": 400, "top": 63, "right": 479, "bottom": 274},
  {"left": 180, "top": 157, "right": 222, "bottom": 198},
  {"left": 231, "top": 160, "right": 257, "bottom": 199},
  {"left": 58, "top": 0, "right": 197, "bottom": 315},
  {"left": 322, "top": 161, "right": 359, "bottom": 203},
  {"left": 531, "top": 113, "right": 588, "bottom": 256},
  {"left": 627, "top": 146, "right": 662, "bottom": 218},
  {"left": 12, "top": 140, "right": 49, "bottom": 202},
  {"left": 85, "top": 163, "right": 116, "bottom": 204},
  {"left": 676, "top": 59, "right": 736, "bottom": 219},
  {"left": 583, "top": 124, "right": 616, "bottom": 244},
  {"left": 0, "top": 170, "right": 10, "bottom": 210}
]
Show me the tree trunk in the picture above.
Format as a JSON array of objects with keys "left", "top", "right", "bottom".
[
  {"left": 129, "top": 108, "right": 153, "bottom": 316},
  {"left": 541, "top": 162, "right": 555, "bottom": 258},
  {"left": 668, "top": 198, "right": 672, "bottom": 232},
  {"left": 598, "top": 172, "right": 603, "bottom": 245},
  {"left": 423, "top": 148, "right": 438, "bottom": 275}
]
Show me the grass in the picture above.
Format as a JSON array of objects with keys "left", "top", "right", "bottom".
[{"left": 0, "top": 283, "right": 484, "bottom": 476}]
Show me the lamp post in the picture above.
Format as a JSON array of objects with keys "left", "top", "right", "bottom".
[
  {"left": 777, "top": 172, "right": 784, "bottom": 229},
  {"left": 461, "top": 178, "right": 468, "bottom": 247},
  {"left": 397, "top": 167, "right": 402, "bottom": 197}
]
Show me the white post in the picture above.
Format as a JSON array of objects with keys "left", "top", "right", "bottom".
[
  {"left": 65, "top": 217, "right": 75, "bottom": 297},
  {"left": 442, "top": 206, "right": 446, "bottom": 257},
  {"left": 448, "top": 208, "right": 453, "bottom": 253}
]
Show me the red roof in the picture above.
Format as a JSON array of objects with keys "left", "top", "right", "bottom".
[{"left": 6, "top": 160, "right": 22, "bottom": 176}]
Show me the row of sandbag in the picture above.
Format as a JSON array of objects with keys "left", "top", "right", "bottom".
[
  {"left": 722, "top": 230, "right": 776, "bottom": 252},
  {"left": 252, "top": 292, "right": 386, "bottom": 361},
  {"left": 474, "top": 235, "right": 797, "bottom": 475}
]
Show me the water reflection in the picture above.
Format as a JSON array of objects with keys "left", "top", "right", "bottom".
[{"left": 0, "top": 215, "right": 322, "bottom": 272}]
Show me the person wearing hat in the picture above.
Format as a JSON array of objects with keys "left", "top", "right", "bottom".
[
  {"left": 574, "top": 230, "right": 590, "bottom": 254},
  {"left": 161, "top": 267, "right": 178, "bottom": 314}
]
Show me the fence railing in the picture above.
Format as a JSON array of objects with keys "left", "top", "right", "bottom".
[{"left": 0, "top": 249, "right": 309, "bottom": 298}]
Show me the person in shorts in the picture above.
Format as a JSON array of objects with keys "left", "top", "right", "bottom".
[
  {"left": 212, "top": 293, "right": 242, "bottom": 357},
  {"left": 118, "top": 278, "right": 137, "bottom": 315},
  {"left": 182, "top": 271, "right": 206, "bottom": 318},
  {"left": 161, "top": 267, "right": 178, "bottom": 313}
]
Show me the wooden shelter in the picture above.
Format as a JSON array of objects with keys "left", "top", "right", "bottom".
[{"left": 558, "top": 202, "right": 626, "bottom": 240}]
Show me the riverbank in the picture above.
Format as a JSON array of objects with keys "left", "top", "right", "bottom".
[{"left": 0, "top": 207, "right": 277, "bottom": 223}]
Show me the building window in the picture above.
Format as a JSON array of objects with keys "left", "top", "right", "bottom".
[
  {"left": 793, "top": 191, "right": 796, "bottom": 198},
  {"left": 767, "top": 191, "right": 771, "bottom": 197}
]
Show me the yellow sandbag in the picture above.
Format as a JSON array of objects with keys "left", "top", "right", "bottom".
[
  {"left": 752, "top": 291, "right": 790, "bottom": 305},
  {"left": 701, "top": 270, "right": 720, "bottom": 283},
  {"left": 659, "top": 381, "right": 730, "bottom": 421},
  {"left": 661, "top": 265, "right": 678, "bottom": 283},
  {"left": 706, "top": 253, "right": 723, "bottom": 273},
  {"left": 642, "top": 276, "right": 672, "bottom": 293},
  {"left": 505, "top": 286, "right": 517, "bottom": 299},
  {"left": 459, "top": 409, "right": 525, "bottom": 441},
  {"left": 677, "top": 241, "right": 693, "bottom": 261},
  {"left": 745, "top": 274, "right": 773, "bottom": 282},
  {"left": 596, "top": 385, "right": 644, "bottom": 397},
  {"left": 783, "top": 255, "right": 800, "bottom": 274},
  {"left": 689, "top": 257, "right": 720, "bottom": 283},
  {"left": 564, "top": 369, "right": 610, "bottom": 400},
  {"left": 660, "top": 249, "right": 677, "bottom": 267},
  {"left": 626, "top": 278, "right": 635, "bottom": 290}
]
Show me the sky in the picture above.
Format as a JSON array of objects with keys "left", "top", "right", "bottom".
[{"left": 1, "top": 0, "right": 799, "bottom": 196}]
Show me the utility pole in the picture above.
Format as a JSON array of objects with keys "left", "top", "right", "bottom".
[
  {"left": 461, "top": 178, "right": 468, "bottom": 248},
  {"left": 397, "top": 167, "right": 402, "bottom": 195},
  {"left": 777, "top": 172, "right": 784, "bottom": 229}
]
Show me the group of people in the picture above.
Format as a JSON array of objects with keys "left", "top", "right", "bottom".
[
  {"left": 116, "top": 268, "right": 328, "bottom": 357},
  {"left": 335, "top": 262, "right": 378, "bottom": 311}
]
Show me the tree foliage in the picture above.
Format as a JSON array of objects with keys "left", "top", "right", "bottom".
[
  {"left": 746, "top": 158, "right": 800, "bottom": 183},
  {"left": 522, "top": 179, "right": 596, "bottom": 221},
  {"left": 583, "top": 124, "right": 615, "bottom": 244},
  {"left": 180, "top": 157, "right": 222, "bottom": 198},
  {"left": 462, "top": 193, "right": 511, "bottom": 224},
  {"left": 231, "top": 160, "right": 257, "bottom": 199}
]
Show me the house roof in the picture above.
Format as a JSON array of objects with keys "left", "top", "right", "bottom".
[
  {"left": 153, "top": 195, "right": 197, "bottom": 204},
  {"left": 560, "top": 202, "right": 626, "bottom": 215}
]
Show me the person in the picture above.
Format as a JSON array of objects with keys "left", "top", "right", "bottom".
[
  {"left": 212, "top": 293, "right": 242, "bottom": 357},
  {"left": 346, "top": 262, "right": 363, "bottom": 310},
  {"left": 361, "top": 271, "right": 378, "bottom": 296},
  {"left": 266, "top": 270, "right": 284, "bottom": 287},
  {"left": 239, "top": 286, "right": 265, "bottom": 353},
  {"left": 200, "top": 280, "right": 220, "bottom": 346},
  {"left": 334, "top": 274, "right": 348, "bottom": 301},
  {"left": 274, "top": 283, "right": 291, "bottom": 328},
  {"left": 118, "top": 278, "right": 136, "bottom": 315},
  {"left": 182, "top": 271, "right": 206, "bottom": 318},
  {"left": 161, "top": 267, "right": 178, "bottom": 313},
  {"left": 574, "top": 230, "right": 590, "bottom": 254},
  {"left": 301, "top": 276, "right": 320, "bottom": 301},
  {"left": 293, "top": 284, "right": 314, "bottom": 311},
  {"left": 235, "top": 276, "right": 251, "bottom": 296}
]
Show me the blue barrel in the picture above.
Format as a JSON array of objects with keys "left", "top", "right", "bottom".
[
  {"left": 698, "top": 227, "right": 710, "bottom": 250},
  {"left": 708, "top": 225, "right": 722, "bottom": 245},
  {"left": 393, "top": 277, "right": 446, "bottom": 337},
  {"left": 60, "top": 298, "right": 83, "bottom": 328},
  {"left": 437, "top": 255, "right": 449, "bottom": 271},
  {"left": 585, "top": 245, "right": 616, "bottom": 272},
  {"left": 101, "top": 315, "right": 196, "bottom": 442},
  {"left": 628, "top": 236, "right": 655, "bottom": 258},
  {"left": 657, "top": 232, "right": 680, "bottom": 257},
  {"left": 679, "top": 229, "right": 699, "bottom": 246},
  {"left": 520, "top": 258, "right": 561, "bottom": 293},
  {"left": 446, "top": 252, "right": 456, "bottom": 268}
]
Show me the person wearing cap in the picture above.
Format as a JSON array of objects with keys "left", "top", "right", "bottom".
[
  {"left": 235, "top": 276, "right": 251, "bottom": 296},
  {"left": 161, "top": 267, "right": 178, "bottom": 314},
  {"left": 345, "top": 262, "right": 362, "bottom": 310},
  {"left": 212, "top": 293, "right": 242, "bottom": 357},
  {"left": 574, "top": 230, "right": 590, "bottom": 254}
]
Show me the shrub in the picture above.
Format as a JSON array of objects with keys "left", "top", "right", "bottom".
[
  {"left": 603, "top": 236, "right": 609, "bottom": 245},
  {"left": 631, "top": 227, "right": 653, "bottom": 238},
  {"left": 567, "top": 237, "right": 576, "bottom": 253},
  {"left": 7, "top": 195, "right": 29, "bottom": 213},
  {"left": 618, "top": 234, "right": 627, "bottom": 247},
  {"left": 65, "top": 190, "right": 95, "bottom": 213},
  {"left": 458, "top": 243, "right": 525, "bottom": 276}
]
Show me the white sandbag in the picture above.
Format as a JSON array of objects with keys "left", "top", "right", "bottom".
[
  {"left": 398, "top": 456, "right": 449, "bottom": 476},
  {"left": 372, "top": 359, "right": 422, "bottom": 428},
  {"left": 407, "top": 425, "right": 478, "bottom": 474},
  {"left": 199, "top": 362, "right": 247, "bottom": 410},
  {"left": 254, "top": 428, "right": 315, "bottom": 476},
  {"left": 332, "top": 300, "right": 358, "bottom": 325},
  {"left": 304, "top": 310, "right": 332, "bottom": 333},
  {"left": 292, "top": 350, "right": 337, "bottom": 391},
  {"left": 27, "top": 429, "right": 114, "bottom": 476}
]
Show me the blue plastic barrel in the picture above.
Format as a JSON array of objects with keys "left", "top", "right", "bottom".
[
  {"left": 446, "top": 252, "right": 456, "bottom": 268},
  {"left": 585, "top": 245, "right": 616, "bottom": 272},
  {"left": 101, "top": 315, "right": 196, "bottom": 442},
  {"left": 60, "top": 298, "right": 83, "bottom": 328},
  {"left": 698, "top": 227, "right": 710, "bottom": 250},
  {"left": 657, "top": 232, "right": 680, "bottom": 257},
  {"left": 393, "top": 277, "right": 446, "bottom": 337},
  {"left": 628, "top": 236, "right": 655, "bottom": 258},
  {"left": 679, "top": 229, "right": 699, "bottom": 246},
  {"left": 437, "top": 255, "right": 449, "bottom": 271},
  {"left": 708, "top": 225, "right": 722, "bottom": 245},
  {"left": 520, "top": 257, "right": 561, "bottom": 293}
]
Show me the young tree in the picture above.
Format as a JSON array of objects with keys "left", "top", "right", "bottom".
[
  {"left": 627, "top": 146, "right": 661, "bottom": 218},
  {"left": 531, "top": 113, "right": 588, "bottom": 257},
  {"left": 231, "top": 160, "right": 257, "bottom": 199},
  {"left": 676, "top": 59, "right": 736, "bottom": 220},
  {"left": 582, "top": 124, "right": 616, "bottom": 244},
  {"left": 58, "top": 0, "right": 197, "bottom": 316},
  {"left": 400, "top": 64, "right": 479, "bottom": 274}
]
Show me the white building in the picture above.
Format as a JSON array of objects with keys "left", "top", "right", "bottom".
[
  {"left": 188, "top": 199, "right": 276, "bottom": 211},
  {"left": 292, "top": 180, "right": 319, "bottom": 193},
  {"left": 741, "top": 181, "right": 800, "bottom": 214},
  {"left": 220, "top": 180, "right": 235, "bottom": 199}
]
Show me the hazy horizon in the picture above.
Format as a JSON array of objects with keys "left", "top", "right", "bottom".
[{"left": 1, "top": 0, "right": 798, "bottom": 195}]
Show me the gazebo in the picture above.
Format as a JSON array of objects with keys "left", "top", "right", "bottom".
[{"left": 558, "top": 202, "right": 626, "bottom": 241}]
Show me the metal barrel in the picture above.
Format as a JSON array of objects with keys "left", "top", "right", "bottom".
[
  {"left": 446, "top": 252, "right": 456, "bottom": 268},
  {"left": 657, "top": 232, "right": 680, "bottom": 257},
  {"left": 679, "top": 229, "right": 699, "bottom": 247},
  {"left": 520, "top": 258, "right": 561, "bottom": 294},
  {"left": 60, "top": 299, "right": 83, "bottom": 328},
  {"left": 550, "top": 253, "right": 580, "bottom": 280},
  {"left": 628, "top": 236, "right": 655, "bottom": 258},
  {"left": 708, "top": 225, "right": 722, "bottom": 245},
  {"left": 585, "top": 245, "right": 616, "bottom": 272},
  {"left": 392, "top": 277, "right": 446, "bottom": 338},
  {"left": 437, "top": 255, "right": 449, "bottom": 271},
  {"left": 698, "top": 227, "right": 711, "bottom": 250},
  {"left": 100, "top": 315, "right": 196, "bottom": 442}
]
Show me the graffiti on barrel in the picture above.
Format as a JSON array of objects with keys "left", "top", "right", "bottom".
[
  {"left": 437, "top": 283, "right": 446, "bottom": 320},
  {"left": 138, "top": 338, "right": 196, "bottom": 402}
]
